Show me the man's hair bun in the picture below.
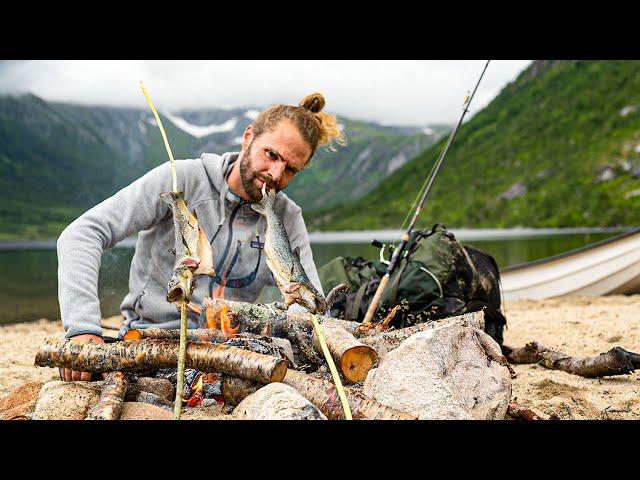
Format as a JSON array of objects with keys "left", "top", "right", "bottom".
[{"left": 299, "top": 93, "right": 325, "bottom": 113}]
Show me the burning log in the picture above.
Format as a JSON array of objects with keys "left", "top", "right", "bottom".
[
  {"left": 35, "top": 338, "right": 287, "bottom": 384},
  {"left": 358, "top": 310, "right": 485, "bottom": 354},
  {"left": 86, "top": 371, "right": 129, "bottom": 420},
  {"left": 218, "top": 370, "right": 416, "bottom": 420},
  {"left": 311, "top": 321, "right": 378, "bottom": 382},
  {"left": 124, "top": 328, "right": 229, "bottom": 343},
  {"left": 501, "top": 342, "right": 640, "bottom": 378}
]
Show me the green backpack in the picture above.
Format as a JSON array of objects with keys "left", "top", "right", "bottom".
[
  {"left": 318, "top": 224, "right": 452, "bottom": 327},
  {"left": 318, "top": 223, "right": 506, "bottom": 343}
]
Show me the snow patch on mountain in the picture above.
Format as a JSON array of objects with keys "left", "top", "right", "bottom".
[
  {"left": 163, "top": 112, "right": 238, "bottom": 138},
  {"left": 244, "top": 109, "right": 260, "bottom": 120}
]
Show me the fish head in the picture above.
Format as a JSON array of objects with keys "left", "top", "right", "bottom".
[
  {"left": 167, "top": 265, "right": 195, "bottom": 303},
  {"left": 283, "top": 284, "right": 327, "bottom": 314},
  {"left": 250, "top": 183, "right": 276, "bottom": 215}
]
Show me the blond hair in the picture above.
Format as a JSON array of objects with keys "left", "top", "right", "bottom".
[{"left": 252, "top": 93, "right": 347, "bottom": 161}]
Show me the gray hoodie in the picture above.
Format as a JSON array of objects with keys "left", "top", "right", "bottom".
[{"left": 57, "top": 152, "right": 323, "bottom": 339}]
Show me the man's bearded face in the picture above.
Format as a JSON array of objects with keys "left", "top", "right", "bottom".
[{"left": 239, "top": 141, "right": 278, "bottom": 202}]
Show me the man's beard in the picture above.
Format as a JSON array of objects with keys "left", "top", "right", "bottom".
[{"left": 239, "top": 142, "right": 279, "bottom": 202}]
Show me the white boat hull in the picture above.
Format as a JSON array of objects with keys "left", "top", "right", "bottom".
[{"left": 500, "top": 229, "right": 640, "bottom": 300}]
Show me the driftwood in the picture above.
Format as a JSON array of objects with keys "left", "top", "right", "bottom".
[
  {"left": 35, "top": 337, "right": 286, "bottom": 384},
  {"left": 311, "top": 321, "right": 378, "bottom": 382},
  {"left": 502, "top": 342, "right": 640, "bottom": 378},
  {"left": 124, "top": 328, "right": 229, "bottom": 343},
  {"left": 219, "top": 370, "right": 415, "bottom": 420},
  {"left": 86, "top": 371, "right": 129, "bottom": 420},
  {"left": 359, "top": 310, "right": 485, "bottom": 354}
]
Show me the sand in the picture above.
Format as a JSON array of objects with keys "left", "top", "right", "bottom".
[{"left": 2, "top": 295, "right": 639, "bottom": 420}]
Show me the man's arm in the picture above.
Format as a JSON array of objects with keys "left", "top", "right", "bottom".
[{"left": 57, "top": 161, "right": 175, "bottom": 340}]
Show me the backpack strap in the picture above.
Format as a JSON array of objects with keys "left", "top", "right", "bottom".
[
  {"left": 389, "top": 260, "right": 409, "bottom": 305},
  {"left": 349, "top": 282, "right": 369, "bottom": 320}
]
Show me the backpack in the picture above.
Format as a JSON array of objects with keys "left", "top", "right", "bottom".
[{"left": 317, "top": 223, "right": 507, "bottom": 344}]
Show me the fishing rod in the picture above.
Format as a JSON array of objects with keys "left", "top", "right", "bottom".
[{"left": 360, "top": 60, "right": 491, "bottom": 329}]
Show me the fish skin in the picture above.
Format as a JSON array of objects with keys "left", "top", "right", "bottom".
[
  {"left": 161, "top": 191, "right": 215, "bottom": 302},
  {"left": 251, "top": 186, "right": 327, "bottom": 313}
]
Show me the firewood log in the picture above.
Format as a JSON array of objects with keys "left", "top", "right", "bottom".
[
  {"left": 358, "top": 310, "right": 485, "bottom": 354},
  {"left": 86, "top": 371, "right": 128, "bottom": 420},
  {"left": 311, "top": 321, "right": 378, "bottom": 382},
  {"left": 219, "top": 370, "right": 416, "bottom": 420},
  {"left": 501, "top": 342, "right": 640, "bottom": 378},
  {"left": 35, "top": 338, "right": 286, "bottom": 384},
  {"left": 123, "top": 328, "right": 228, "bottom": 343}
]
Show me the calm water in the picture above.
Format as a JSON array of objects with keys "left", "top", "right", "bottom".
[{"left": 0, "top": 231, "right": 622, "bottom": 325}]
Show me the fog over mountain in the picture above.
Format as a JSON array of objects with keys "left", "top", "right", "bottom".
[{"left": 0, "top": 60, "right": 531, "bottom": 125}]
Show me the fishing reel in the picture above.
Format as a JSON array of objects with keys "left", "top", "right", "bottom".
[{"left": 371, "top": 239, "right": 393, "bottom": 265}]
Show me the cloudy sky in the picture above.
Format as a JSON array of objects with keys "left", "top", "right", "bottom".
[{"left": 0, "top": 60, "right": 531, "bottom": 126}]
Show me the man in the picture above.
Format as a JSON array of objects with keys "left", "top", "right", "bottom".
[{"left": 57, "top": 92, "right": 345, "bottom": 381}]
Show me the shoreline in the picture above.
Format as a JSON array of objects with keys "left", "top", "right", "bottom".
[
  {"left": 0, "top": 227, "right": 633, "bottom": 250},
  {"left": 2, "top": 295, "right": 639, "bottom": 420}
]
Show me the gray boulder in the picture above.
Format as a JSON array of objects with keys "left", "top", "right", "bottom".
[
  {"left": 232, "top": 383, "right": 327, "bottom": 420},
  {"left": 364, "top": 323, "right": 511, "bottom": 420}
]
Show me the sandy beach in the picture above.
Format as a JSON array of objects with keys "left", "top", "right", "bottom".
[{"left": 2, "top": 295, "right": 639, "bottom": 420}]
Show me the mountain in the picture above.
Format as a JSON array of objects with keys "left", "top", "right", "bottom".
[
  {"left": 307, "top": 60, "right": 640, "bottom": 231},
  {"left": 0, "top": 94, "right": 443, "bottom": 239}
]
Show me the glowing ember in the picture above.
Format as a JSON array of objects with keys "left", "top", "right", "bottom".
[{"left": 184, "top": 373, "right": 204, "bottom": 407}]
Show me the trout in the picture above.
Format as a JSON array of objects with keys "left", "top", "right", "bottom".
[
  {"left": 160, "top": 191, "right": 215, "bottom": 303},
  {"left": 251, "top": 184, "right": 327, "bottom": 313}
]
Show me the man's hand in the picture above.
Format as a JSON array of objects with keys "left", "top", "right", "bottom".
[{"left": 60, "top": 333, "right": 106, "bottom": 382}]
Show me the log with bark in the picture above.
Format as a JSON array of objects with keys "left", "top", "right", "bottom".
[
  {"left": 311, "top": 321, "right": 378, "bottom": 382},
  {"left": 204, "top": 298, "right": 485, "bottom": 365},
  {"left": 501, "top": 342, "right": 640, "bottom": 378},
  {"left": 123, "top": 328, "right": 229, "bottom": 343},
  {"left": 359, "top": 310, "right": 485, "bottom": 354},
  {"left": 86, "top": 371, "right": 128, "bottom": 420},
  {"left": 219, "top": 369, "right": 415, "bottom": 420},
  {"left": 35, "top": 338, "right": 286, "bottom": 384}
]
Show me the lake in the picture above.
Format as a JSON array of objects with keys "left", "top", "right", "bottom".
[{"left": 0, "top": 228, "right": 628, "bottom": 325}]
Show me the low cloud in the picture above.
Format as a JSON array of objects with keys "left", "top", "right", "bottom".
[{"left": 0, "top": 60, "right": 531, "bottom": 125}]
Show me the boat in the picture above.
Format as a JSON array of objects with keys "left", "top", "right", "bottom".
[{"left": 500, "top": 227, "right": 640, "bottom": 300}]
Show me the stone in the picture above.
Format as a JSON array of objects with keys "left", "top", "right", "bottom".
[
  {"left": 33, "top": 381, "right": 102, "bottom": 420},
  {"left": 0, "top": 381, "right": 43, "bottom": 415},
  {"left": 232, "top": 383, "right": 327, "bottom": 420},
  {"left": 364, "top": 323, "right": 511, "bottom": 420},
  {"left": 135, "top": 377, "right": 174, "bottom": 402},
  {"left": 118, "top": 402, "right": 173, "bottom": 420}
]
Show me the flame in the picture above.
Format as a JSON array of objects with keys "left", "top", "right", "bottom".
[
  {"left": 184, "top": 373, "right": 204, "bottom": 407},
  {"left": 220, "top": 303, "right": 240, "bottom": 338},
  {"left": 205, "top": 272, "right": 239, "bottom": 339}
]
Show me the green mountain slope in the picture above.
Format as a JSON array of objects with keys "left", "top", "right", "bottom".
[
  {"left": 307, "top": 60, "right": 640, "bottom": 231},
  {"left": 0, "top": 95, "right": 441, "bottom": 240}
]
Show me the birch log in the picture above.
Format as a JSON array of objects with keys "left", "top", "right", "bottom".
[
  {"left": 35, "top": 338, "right": 286, "bottom": 384},
  {"left": 311, "top": 321, "right": 378, "bottom": 382},
  {"left": 86, "top": 371, "right": 128, "bottom": 420},
  {"left": 219, "top": 370, "right": 416, "bottom": 420}
]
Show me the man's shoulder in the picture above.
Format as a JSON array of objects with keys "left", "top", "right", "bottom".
[{"left": 275, "top": 190, "right": 302, "bottom": 216}]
